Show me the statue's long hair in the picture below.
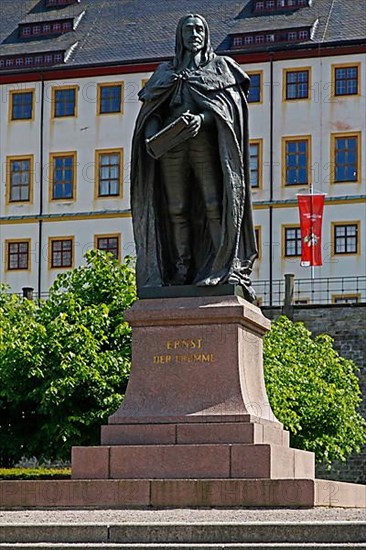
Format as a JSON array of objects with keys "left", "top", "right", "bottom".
[{"left": 173, "top": 14, "right": 214, "bottom": 68}]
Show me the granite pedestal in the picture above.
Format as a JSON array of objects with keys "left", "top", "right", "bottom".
[{"left": 72, "top": 293, "right": 318, "bottom": 494}]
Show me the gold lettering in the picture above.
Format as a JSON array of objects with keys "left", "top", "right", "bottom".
[
  {"left": 154, "top": 355, "right": 172, "bottom": 364},
  {"left": 165, "top": 338, "right": 205, "bottom": 350}
]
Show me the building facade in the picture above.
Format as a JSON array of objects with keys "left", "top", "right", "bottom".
[{"left": 1, "top": 0, "right": 365, "bottom": 304}]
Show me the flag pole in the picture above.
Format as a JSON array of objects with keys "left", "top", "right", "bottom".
[{"left": 310, "top": 181, "right": 315, "bottom": 281}]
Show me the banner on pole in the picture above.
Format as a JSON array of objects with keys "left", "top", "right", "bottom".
[{"left": 297, "top": 194, "right": 325, "bottom": 267}]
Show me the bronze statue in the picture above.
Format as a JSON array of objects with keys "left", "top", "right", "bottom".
[{"left": 130, "top": 14, "right": 257, "bottom": 301}]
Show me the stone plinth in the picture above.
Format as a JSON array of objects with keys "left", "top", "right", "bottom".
[
  {"left": 110, "top": 294, "right": 279, "bottom": 423},
  {"left": 72, "top": 295, "right": 316, "bottom": 484}
]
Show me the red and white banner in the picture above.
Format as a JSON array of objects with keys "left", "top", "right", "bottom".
[{"left": 297, "top": 194, "right": 325, "bottom": 267}]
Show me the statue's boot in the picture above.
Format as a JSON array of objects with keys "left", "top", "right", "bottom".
[{"left": 171, "top": 221, "right": 191, "bottom": 285}]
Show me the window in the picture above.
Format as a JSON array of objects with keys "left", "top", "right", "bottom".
[
  {"left": 233, "top": 36, "right": 243, "bottom": 47},
  {"left": 50, "top": 152, "right": 76, "bottom": 200},
  {"left": 98, "top": 83, "right": 123, "bottom": 114},
  {"left": 247, "top": 72, "right": 262, "bottom": 103},
  {"left": 25, "top": 57, "right": 33, "bottom": 65},
  {"left": 244, "top": 36, "right": 254, "bottom": 44},
  {"left": 10, "top": 90, "right": 34, "bottom": 120},
  {"left": 333, "top": 223, "right": 359, "bottom": 255},
  {"left": 284, "top": 69, "right": 310, "bottom": 100},
  {"left": 7, "top": 156, "right": 33, "bottom": 203},
  {"left": 16, "top": 58, "right": 23, "bottom": 66},
  {"left": 52, "top": 86, "right": 77, "bottom": 117},
  {"left": 95, "top": 235, "right": 120, "bottom": 260},
  {"left": 6, "top": 241, "right": 30, "bottom": 271},
  {"left": 22, "top": 27, "right": 31, "bottom": 35},
  {"left": 53, "top": 23, "right": 62, "bottom": 32},
  {"left": 45, "top": 55, "right": 53, "bottom": 64},
  {"left": 50, "top": 238, "right": 73, "bottom": 268},
  {"left": 249, "top": 140, "right": 262, "bottom": 188},
  {"left": 95, "top": 149, "right": 123, "bottom": 197},
  {"left": 299, "top": 30, "right": 308, "bottom": 40},
  {"left": 332, "top": 294, "right": 360, "bottom": 304},
  {"left": 255, "top": 35, "right": 265, "bottom": 44},
  {"left": 43, "top": 24, "right": 51, "bottom": 33},
  {"left": 288, "top": 31, "right": 298, "bottom": 40},
  {"left": 333, "top": 65, "right": 359, "bottom": 96},
  {"left": 283, "top": 136, "right": 310, "bottom": 186},
  {"left": 34, "top": 56, "right": 43, "bottom": 65},
  {"left": 332, "top": 133, "right": 360, "bottom": 183},
  {"left": 33, "top": 26, "right": 41, "bottom": 35},
  {"left": 266, "top": 34, "right": 275, "bottom": 42},
  {"left": 284, "top": 226, "right": 302, "bottom": 257}
]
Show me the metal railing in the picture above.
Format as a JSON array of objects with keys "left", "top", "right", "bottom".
[
  {"left": 4, "top": 276, "right": 366, "bottom": 307},
  {"left": 253, "top": 276, "right": 366, "bottom": 307}
]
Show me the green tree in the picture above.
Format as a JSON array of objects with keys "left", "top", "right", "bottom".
[
  {"left": 0, "top": 251, "right": 136, "bottom": 465},
  {"left": 264, "top": 315, "right": 366, "bottom": 466}
]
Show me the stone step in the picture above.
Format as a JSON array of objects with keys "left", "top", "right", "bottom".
[
  {"left": 1, "top": 544, "right": 366, "bottom": 549},
  {"left": 1, "top": 523, "right": 366, "bottom": 544},
  {"left": 72, "top": 443, "right": 314, "bottom": 480},
  {"left": 101, "top": 422, "right": 290, "bottom": 447},
  {"left": 0, "top": 479, "right": 365, "bottom": 508}
]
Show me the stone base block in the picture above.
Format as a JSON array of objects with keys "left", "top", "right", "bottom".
[
  {"left": 0, "top": 479, "right": 365, "bottom": 508},
  {"left": 101, "top": 421, "right": 290, "bottom": 447},
  {"left": 72, "top": 443, "right": 314, "bottom": 480}
]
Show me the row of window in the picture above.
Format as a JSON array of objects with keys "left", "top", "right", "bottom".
[
  {"left": 20, "top": 20, "right": 73, "bottom": 38},
  {"left": 46, "top": 0, "right": 79, "bottom": 6},
  {"left": 3, "top": 130, "right": 361, "bottom": 206},
  {"left": 0, "top": 52, "right": 65, "bottom": 71},
  {"left": 6, "top": 63, "right": 361, "bottom": 121},
  {"left": 232, "top": 28, "right": 310, "bottom": 48},
  {"left": 253, "top": 0, "right": 308, "bottom": 10},
  {"left": 8, "top": 83, "right": 123, "bottom": 120},
  {"left": 249, "top": 132, "right": 361, "bottom": 188},
  {"left": 247, "top": 64, "right": 360, "bottom": 103},
  {"left": 4, "top": 235, "right": 120, "bottom": 271},
  {"left": 5, "top": 150, "right": 124, "bottom": 203},
  {"left": 282, "top": 222, "right": 360, "bottom": 257},
  {"left": 3, "top": 221, "right": 360, "bottom": 272}
]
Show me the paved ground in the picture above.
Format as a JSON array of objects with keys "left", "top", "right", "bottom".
[{"left": 0, "top": 508, "right": 365, "bottom": 524}]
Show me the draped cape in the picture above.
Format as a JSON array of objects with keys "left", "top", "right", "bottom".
[{"left": 130, "top": 54, "right": 258, "bottom": 290}]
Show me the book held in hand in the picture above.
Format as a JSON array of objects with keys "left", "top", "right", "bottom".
[{"left": 145, "top": 112, "right": 192, "bottom": 159}]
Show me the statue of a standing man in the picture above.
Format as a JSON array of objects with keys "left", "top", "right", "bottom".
[{"left": 131, "top": 14, "right": 257, "bottom": 301}]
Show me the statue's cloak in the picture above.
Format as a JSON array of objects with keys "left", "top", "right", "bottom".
[{"left": 130, "top": 54, "right": 258, "bottom": 290}]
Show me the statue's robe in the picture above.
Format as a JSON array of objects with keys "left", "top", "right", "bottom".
[{"left": 130, "top": 54, "right": 258, "bottom": 290}]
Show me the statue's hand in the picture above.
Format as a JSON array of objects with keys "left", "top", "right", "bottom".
[{"left": 183, "top": 113, "right": 202, "bottom": 138}]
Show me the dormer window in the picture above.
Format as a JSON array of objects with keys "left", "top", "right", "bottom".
[
  {"left": 253, "top": 0, "right": 310, "bottom": 12},
  {"left": 33, "top": 26, "right": 41, "bottom": 35},
  {"left": 231, "top": 25, "right": 312, "bottom": 49},
  {"left": 46, "top": 0, "right": 80, "bottom": 6}
]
